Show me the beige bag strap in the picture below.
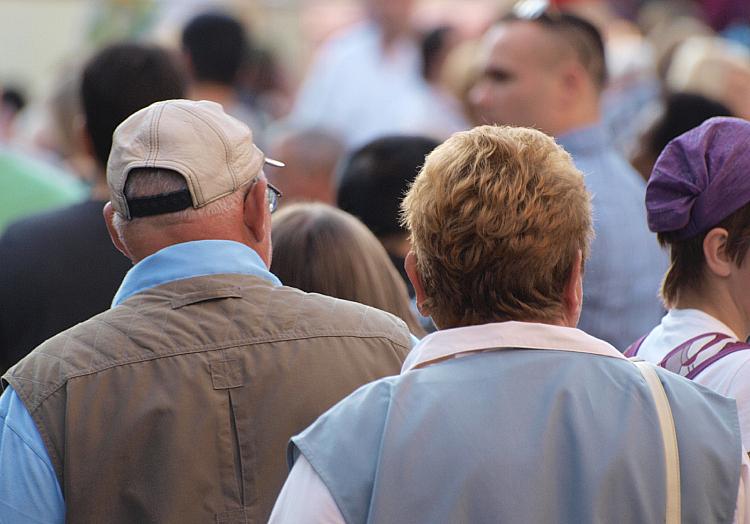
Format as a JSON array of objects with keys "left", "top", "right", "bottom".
[{"left": 632, "top": 359, "right": 681, "bottom": 524}]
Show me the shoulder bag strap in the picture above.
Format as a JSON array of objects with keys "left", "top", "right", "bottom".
[{"left": 632, "top": 359, "right": 681, "bottom": 524}]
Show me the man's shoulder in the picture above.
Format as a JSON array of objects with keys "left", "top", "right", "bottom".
[
  {"left": 269, "top": 284, "right": 413, "bottom": 343},
  {"left": 2, "top": 307, "right": 119, "bottom": 408}
]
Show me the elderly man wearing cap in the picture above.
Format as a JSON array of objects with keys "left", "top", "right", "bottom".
[
  {"left": 627, "top": 117, "right": 750, "bottom": 450},
  {"left": 0, "top": 99, "right": 412, "bottom": 523}
]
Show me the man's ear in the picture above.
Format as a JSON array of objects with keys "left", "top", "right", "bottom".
[
  {"left": 103, "top": 201, "right": 132, "bottom": 261},
  {"left": 557, "top": 60, "right": 587, "bottom": 105},
  {"left": 243, "top": 178, "right": 269, "bottom": 244},
  {"left": 562, "top": 249, "right": 584, "bottom": 328},
  {"left": 704, "top": 227, "right": 732, "bottom": 278},
  {"left": 405, "top": 251, "right": 429, "bottom": 317}
]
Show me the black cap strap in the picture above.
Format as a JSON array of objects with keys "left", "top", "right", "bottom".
[{"left": 127, "top": 189, "right": 193, "bottom": 218}]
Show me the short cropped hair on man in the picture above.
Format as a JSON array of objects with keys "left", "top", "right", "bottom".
[
  {"left": 181, "top": 11, "right": 247, "bottom": 85},
  {"left": 470, "top": 11, "right": 668, "bottom": 350},
  {"left": 82, "top": 43, "right": 187, "bottom": 167},
  {"left": 337, "top": 135, "right": 438, "bottom": 297},
  {"left": 403, "top": 126, "right": 591, "bottom": 328}
]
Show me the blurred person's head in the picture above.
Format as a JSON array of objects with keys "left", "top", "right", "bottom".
[
  {"left": 647, "top": 117, "right": 750, "bottom": 341},
  {"left": 238, "top": 45, "right": 292, "bottom": 119},
  {"left": 271, "top": 202, "right": 425, "bottom": 335},
  {"left": 631, "top": 92, "right": 732, "bottom": 181},
  {"left": 43, "top": 70, "right": 99, "bottom": 184},
  {"left": 442, "top": 38, "right": 484, "bottom": 125},
  {"left": 401, "top": 125, "right": 592, "bottom": 330},
  {"left": 364, "top": 0, "right": 417, "bottom": 40},
  {"left": 665, "top": 35, "right": 750, "bottom": 120},
  {"left": 1, "top": 86, "right": 25, "bottom": 115},
  {"left": 421, "top": 26, "right": 455, "bottom": 83},
  {"left": 337, "top": 135, "right": 439, "bottom": 260},
  {"left": 267, "top": 128, "right": 344, "bottom": 205},
  {"left": 105, "top": 99, "right": 282, "bottom": 267},
  {"left": 81, "top": 43, "right": 188, "bottom": 171},
  {"left": 181, "top": 11, "right": 248, "bottom": 87},
  {"left": 0, "top": 85, "right": 26, "bottom": 142},
  {"left": 469, "top": 10, "right": 606, "bottom": 136}
]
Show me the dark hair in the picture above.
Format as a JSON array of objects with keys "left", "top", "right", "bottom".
[
  {"left": 650, "top": 93, "right": 732, "bottom": 160},
  {"left": 271, "top": 203, "right": 425, "bottom": 335},
  {"left": 632, "top": 93, "right": 732, "bottom": 181},
  {"left": 421, "top": 26, "right": 452, "bottom": 81},
  {"left": 182, "top": 12, "right": 248, "bottom": 85},
  {"left": 504, "top": 11, "right": 608, "bottom": 90},
  {"left": 81, "top": 43, "right": 187, "bottom": 167},
  {"left": 1, "top": 86, "right": 26, "bottom": 113},
  {"left": 659, "top": 202, "right": 750, "bottom": 307},
  {"left": 337, "top": 135, "right": 439, "bottom": 239}
]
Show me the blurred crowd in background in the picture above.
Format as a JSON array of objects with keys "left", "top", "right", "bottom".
[
  {"left": 2, "top": 0, "right": 749, "bottom": 194},
  {"left": 0, "top": 0, "right": 749, "bottom": 372}
]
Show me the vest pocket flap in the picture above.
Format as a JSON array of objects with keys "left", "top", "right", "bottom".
[
  {"left": 215, "top": 507, "right": 253, "bottom": 523},
  {"left": 210, "top": 360, "right": 246, "bottom": 389},
  {"left": 170, "top": 287, "right": 243, "bottom": 309}
]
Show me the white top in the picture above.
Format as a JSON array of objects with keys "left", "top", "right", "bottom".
[
  {"left": 639, "top": 308, "right": 750, "bottom": 449},
  {"left": 288, "top": 22, "right": 425, "bottom": 149},
  {"left": 270, "top": 321, "right": 750, "bottom": 523}
]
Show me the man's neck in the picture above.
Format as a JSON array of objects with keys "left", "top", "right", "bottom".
[
  {"left": 190, "top": 83, "right": 236, "bottom": 109},
  {"left": 554, "top": 109, "right": 601, "bottom": 139}
]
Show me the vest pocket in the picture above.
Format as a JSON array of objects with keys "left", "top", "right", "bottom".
[{"left": 215, "top": 506, "right": 254, "bottom": 523}]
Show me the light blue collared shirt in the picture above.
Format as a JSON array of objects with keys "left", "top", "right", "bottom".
[
  {"left": 0, "top": 240, "right": 280, "bottom": 523},
  {"left": 557, "top": 124, "right": 668, "bottom": 351}
]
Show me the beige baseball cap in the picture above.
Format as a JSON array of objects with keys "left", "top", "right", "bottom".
[{"left": 107, "top": 99, "right": 283, "bottom": 219}]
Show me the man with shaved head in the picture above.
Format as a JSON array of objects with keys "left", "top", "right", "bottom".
[{"left": 470, "top": 10, "right": 667, "bottom": 350}]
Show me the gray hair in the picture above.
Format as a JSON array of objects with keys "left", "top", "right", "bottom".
[{"left": 111, "top": 167, "right": 247, "bottom": 237}]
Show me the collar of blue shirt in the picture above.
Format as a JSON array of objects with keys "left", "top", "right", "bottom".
[{"left": 112, "top": 240, "right": 281, "bottom": 307}]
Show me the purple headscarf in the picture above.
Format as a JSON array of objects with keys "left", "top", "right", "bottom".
[{"left": 646, "top": 117, "right": 750, "bottom": 240}]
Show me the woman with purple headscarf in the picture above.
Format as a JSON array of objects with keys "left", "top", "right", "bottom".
[{"left": 626, "top": 117, "right": 750, "bottom": 449}]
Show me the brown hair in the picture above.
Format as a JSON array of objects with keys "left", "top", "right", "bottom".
[
  {"left": 401, "top": 125, "right": 592, "bottom": 329},
  {"left": 271, "top": 203, "right": 425, "bottom": 336},
  {"left": 659, "top": 202, "right": 750, "bottom": 307}
]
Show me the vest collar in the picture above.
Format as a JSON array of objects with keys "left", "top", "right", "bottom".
[{"left": 402, "top": 321, "right": 625, "bottom": 372}]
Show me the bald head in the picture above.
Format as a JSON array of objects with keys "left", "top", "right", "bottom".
[{"left": 268, "top": 129, "right": 344, "bottom": 206}]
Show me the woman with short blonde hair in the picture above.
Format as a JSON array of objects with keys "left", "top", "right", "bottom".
[{"left": 401, "top": 124, "right": 592, "bottom": 329}]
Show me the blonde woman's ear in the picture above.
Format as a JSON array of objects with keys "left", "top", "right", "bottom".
[{"left": 405, "top": 251, "right": 429, "bottom": 318}]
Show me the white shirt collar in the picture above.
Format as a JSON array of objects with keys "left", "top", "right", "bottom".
[
  {"left": 637, "top": 308, "right": 741, "bottom": 362},
  {"left": 402, "top": 321, "right": 625, "bottom": 373},
  {"left": 664, "top": 308, "right": 740, "bottom": 339}
]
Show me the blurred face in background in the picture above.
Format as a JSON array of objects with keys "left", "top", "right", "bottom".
[
  {"left": 470, "top": 22, "right": 563, "bottom": 133},
  {"left": 365, "top": 0, "right": 416, "bottom": 35}
]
